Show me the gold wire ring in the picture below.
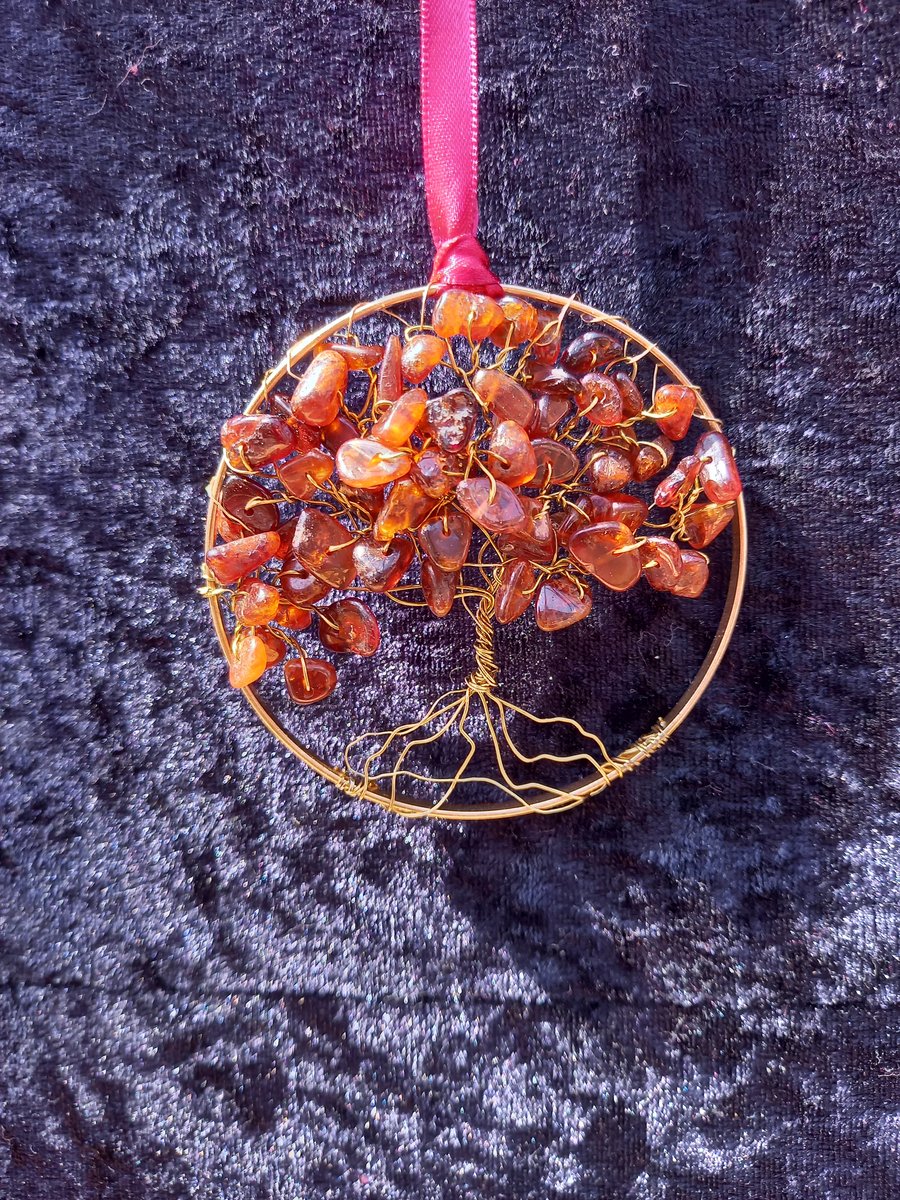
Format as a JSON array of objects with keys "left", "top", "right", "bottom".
[{"left": 205, "top": 285, "right": 748, "bottom": 820}]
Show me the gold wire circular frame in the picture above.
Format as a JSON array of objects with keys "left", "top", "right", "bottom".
[{"left": 205, "top": 284, "right": 748, "bottom": 820}]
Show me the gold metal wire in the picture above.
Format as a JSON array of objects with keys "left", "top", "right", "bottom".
[{"left": 204, "top": 284, "right": 748, "bottom": 820}]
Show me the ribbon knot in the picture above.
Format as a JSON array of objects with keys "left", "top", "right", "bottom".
[{"left": 430, "top": 234, "right": 503, "bottom": 298}]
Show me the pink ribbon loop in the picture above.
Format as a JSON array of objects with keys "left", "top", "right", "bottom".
[{"left": 420, "top": 0, "right": 502, "bottom": 297}]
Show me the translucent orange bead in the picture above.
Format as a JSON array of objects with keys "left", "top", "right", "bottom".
[
  {"left": 221, "top": 415, "right": 296, "bottom": 469},
  {"left": 322, "top": 342, "right": 383, "bottom": 370},
  {"left": 421, "top": 557, "right": 458, "bottom": 618},
  {"left": 587, "top": 492, "right": 648, "bottom": 533},
  {"left": 611, "top": 369, "right": 645, "bottom": 419},
  {"left": 274, "top": 601, "right": 314, "bottom": 630},
  {"left": 419, "top": 511, "right": 472, "bottom": 571},
  {"left": 257, "top": 628, "right": 288, "bottom": 667},
  {"left": 670, "top": 549, "right": 709, "bottom": 598},
  {"left": 528, "top": 391, "right": 573, "bottom": 438},
  {"left": 455, "top": 477, "right": 528, "bottom": 533},
  {"left": 284, "top": 657, "right": 337, "bottom": 705},
  {"left": 654, "top": 454, "right": 702, "bottom": 508},
  {"left": 471, "top": 368, "right": 535, "bottom": 427},
  {"left": 228, "top": 631, "right": 269, "bottom": 688},
  {"left": 370, "top": 388, "right": 427, "bottom": 448},
  {"left": 495, "top": 559, "right": 537, "bottom": 624},
  {"left": 488, "top": 420, "right": 537, "bottom": 487},
  {"left": 412, "top": 447, "right": 463, "bottom": 498},
  {"left": 585, "top": 447, "right": 632, "bottom": 494},
  {"left": 378, "top": 334, "right": 403, "bottom": 405},
  {"left": 335, "top": 438, "right": 412, "bottom": 489},
  {"left": 569, "top": 520, "right": 642, "bottom": 591},
  {"left": 291, "top": 509, "right": 356, "bottom": 588},
  {"left": 631, "top": 436, "right": 674, "bottom": 482},
  {"left": 279, "top": 554, "right": 333, "bottom": 606},
  {"left": 290, "top": 350, "right": 347, "bottom": 427},
  {"left": 531, "top": 438, "right": 580, "bottom": 486},
  {"left": 321, "top": 412, "right": 358, "bottom": 455},
  {"left": 431, "top": 289, "right": 504, "bottom": 341},
  {"left": 489, "top": 295, "right": 539, "bottom": 347},
  {"left": 218, "top": 476, "right": 280, "bottom": 538},
  {"left": 318, "top": 599, "right": 381, "bottom": 656},
  {"left": 639, "top": 536, "right": 683, "bottom": 591},
  {"left": 276, "top": 448, "right": 334, "bottom": 500},
  {"left": 205, "top": 531, "right": 281, "bottom": 586},
  {"left": 274, "top": 517, "right": 298, "bottom": 560},
  {"left": 233, "top": 579, "right": 281, "bottom": 625},
  {"left": 535, "top": 576, "right": 592, "bottom": 631},
  {"left": 683, "top": 501, "right": 735, "bottom": 548},
  {"left": 373, "top": 478, "right": 435, "bottom": 541},
  {"left": 423, "top": 390, "right": 479, "bottom": 453},
  {"left": 560, "top": 330, "right": 624, "bottom": 374},
  {"left": 651, "top": 384, "right": 697, "bottom": 440},
  {"left": 578, "top": 373, "right": 624, "bottom": 426},
  {"left": 521, "top": 362, "right": 582, "bottom": 399},
  {"left": 499, "top": 498, "right": 557, "bottom": 564},
  {"left": 352, "top": 535, "right": 415, "bottom": 592},
  {"left": 696, "top": 431, "right": 742, "bottom": 502},
  {"left": 401, "top": 333, "right": 446, "bottom": 383},
  {"left": 531, "top": 310, "right": 562, "bottom": 364}
]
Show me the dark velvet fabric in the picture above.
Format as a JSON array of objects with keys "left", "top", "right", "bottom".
[{"left": 2, "top": 0, "right": 899, "bottom": 1196}]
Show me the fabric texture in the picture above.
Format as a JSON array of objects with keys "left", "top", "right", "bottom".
[{"left": 1, "top": 0, "right": 899, "bottom": 1196}]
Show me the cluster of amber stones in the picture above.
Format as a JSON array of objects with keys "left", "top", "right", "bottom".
[{"left": 204, "top": 290, "right": 742, "bottom": 704}]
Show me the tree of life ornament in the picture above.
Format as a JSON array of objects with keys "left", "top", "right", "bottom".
[{"left": 203, "top": 285, "right": 747, "bottom": 819}]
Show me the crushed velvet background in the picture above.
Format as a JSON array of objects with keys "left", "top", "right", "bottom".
[{"left": 1, "top": 0, "right": 899, "bottom": 1196}]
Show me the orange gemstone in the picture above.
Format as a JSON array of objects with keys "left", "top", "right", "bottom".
[
  {"left": 639, "top": 536, "right": 683, "bottom": 591},
  {"left": 670, "top": 549, "right": 709, "bottom": 597},
  {"left": 206, "top": 531, "right": 280, "bottom": 586},
  {"left": 561, "top": 330, "right": 624, "bottom": 374},
  {"left": 588, "top": 492, "right": 648, "bottom": 532},
  {"left": 279, "top": 554, "right": 332, "bottom": 606},
  {"left": 419, "top": 511, "right": 472, "bottom": 570},
  {"left": 274, "top": 601, "right": 314, "bottom": 630},
  {"left": 321, "top": 412, "right": 358, "bottom": 454},
  {"left": 318, "top": 599, "right": 381, "bottom": 656},
  {"left": 218, "top": 476, "right": 280, "bottom": 537},
  {"left": 322, "top": 342, "right": 383, "bottom": 370},
  {"left": 521, "top": 362, "right": 583, "bottom": 399},
  {"left": 291, "top": 509, "right": 356, "bottom": 588},
  {"left": 495, "top": 559, "right": 537, "bottom": 624},
  {"left": 488, "top": 420, "right": 537, "bottom": 487},
  {"left": 228, "top": 631, "right": 269, "bottom": 688},
  {"left": 274, "top": 517, "right": 298, "bottom": 560},
  {"left": 378, "top": 334, "right": 403, "bottom": 405},
  {"left": 696, "top": 431, "right": 742, "bottom": 502},
  {"left": 257, "top": 628, "right": 288, "bottom": 666},
  {"left": 579, "top": 373, "right": 624, "bottom": 425},
  {"left": 431, "top": 289, "right": 504, "bottom": 341},
  {"left": 652, "top": 384, "right": 696, "bottom": 440},
  {"left": 352, "top": 535, "right": 414, "bottom": 592},
  {"left": 335, "top": 438, "right": 412, "bottom": 489},
  {"left": 290, "top": 350, "right": 347, "bottom": 426},
  {"left": 233, "top": 579, "right": 280, "bottom": 625},
  {"left": 611, "top": 369, "right": 645, "bottom": 419},
  {"left": 499, "top": 498, "right": 557, "bottom": 564},
  {"left": 371, "top": 388, "right": 427, "bottom": 448},
  {"left": 631, "top": 436, "right": 674, "bottom": 482},
  {"left": 456, "top": 477, "right": 527, "bottom": 533},
  {"left": 535, "top": 576, "right": 592, "bottom": 631},
  {"left": 683, "top": 501, "right": 734, "bottom": 548},
  {"left": 569, "top": 520, "right": 641, "bottom": 591},
  {"left": 531, "top": 310, "right": 562, "bottom": 363},
  {"left": 471, "top": 368, "right": 535, "bottom": 427},
  {"left": 531, "top": 438, "right": 580, "bottom": 486},
  {"left": 276, "top": 448, "right": 334, "bottom": 499},
  {"left": 489, "top": 295, "right": 539, "bottom": 347},
  {"left": 423, "top": 390, "right": 479, "bottom": 453},
  {"left": 421, "top": 558, "right": 458, "bottom": 617},
  {"left": 221, "top": 415, "right": 296, "bottom": 468},
  {"left": 401, "top": 333, "right": 446, "bottom": 383},
  {"left": 373, "top": 478, "right": 435, "bottom": 540},
  {"left": 585, "top": 447, "right": 633, "bottom": 493},
  {"left": 284, "top": 657, "right": 337, "bottom": 704},
  {"left": 528, "top": 391, "right": 573, "bottom": 438},
  {"left": 654, "top": 454, "right": 702, "bottom": 508},
  {"left": 412, "top": 447, "right": 463, "bottom": 498}
]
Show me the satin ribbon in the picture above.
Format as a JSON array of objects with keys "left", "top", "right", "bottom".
[{"left": 420, "top": 0, "right": 502, "bottom": 296}]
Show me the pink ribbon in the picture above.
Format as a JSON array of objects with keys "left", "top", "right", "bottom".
[{"left": 420, "top": 0, "right": 503, "bottom": 297}]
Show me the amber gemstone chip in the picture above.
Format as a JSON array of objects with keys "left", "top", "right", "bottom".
[{"left": 284, "top": 658, "right": 338, "bottom": 704}]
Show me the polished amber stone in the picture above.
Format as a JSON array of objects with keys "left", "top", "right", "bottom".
[
  {"left": 490, "top": 295, "right": 539, "bottom": 347},
  {"left": 611, "top": 369, "right": 645, "bottom": 419},
  {"left": 371, "top": 388, "right": 427, "bottom": 448},
  {"left": 528, "top": 391, "right": 573, "bottom": 438},
  {"left": 590, "top": 491, "right": 649, "bottom": 532},
  {"left": 535, "top": 576, "right": 592, "bottom": 631},
  {"left": 531, "top": 438, "right": 580, "bottom": 485},
  {"left": 456, "top": 477, "right": 527, "bottom": 533},
  {"left": 652, "top": 383, "right": 697, "bottom": 440},
  {"left": 639, "top": 536, "right": 683, "bottom": 591},
  {"left": 352, "top": 534, "right": 414, "bottom": 592},
  {"left": 560, "top": 330, "right": 624, "bottom": 375},
  {"left": 221, "top": 415, "right": 297, "bottom": 469},
  {"left": 279, "top": 554, "right": 333, "bottom": 606},
  {"left": 696, "top": 431, "right": 742, "bottom": 502},
  {"left": 291, "top": 350, "right": 347, "bottom": 427},
  {"left": 631, "top": 436, "right": 674, "bottom": 482},
  {"left": 683, "top": 501, "right": 735, "bottom": 548},
  {"left": 585, "top": 447, "right": 633, "bottom": 493},
  {"left": 421, "top": 557, "right": 459, "bottom": 617},
  {"left": 377, "top": 334, "right": 403, "bottom": 405},
  {"left": 432, "top": 289, "right": 504, "bottom": 341},
  {"left": 274, "top": 600, "right": 314, "bottom": 630},
  {"left": 531, "top": 310, "right": 563, "bottom": 364},
  {"left": 579, "top": 372, "right": 624, "bottom": 426},
  {"left": 233, "top": 578, "right": 281, "bottom": 625},
  {"left": 273, "top": 517, "right": 298, "bottom": 560},
  {"left": 423, "top": 390, "right": 479, "bottom": 454},
  {"left": 373, "top": 479, "right": 435, "bottom": 541},
  {"left": 206, "top": 530, "right": 280, "bottom": 586},
  {"left": 323, "top": 342, "right": 384, "bottom": 370},
  {"left": 419, "top": 511, "right": 472, "bottom": 570},
  {"left": 472, "top": 368, "right": 535, "bottom": 428},
  {"left": 318, "top": 598, "right": 381, "bottom": 656},
  {"left": 495, "top": 558, "right": 537, "bottom": 624},
  {"left": 653, "top": 454, "right": 702, "bottom": 508},
  {"left": 500, "top": 500, "right": 557, "bottom": 564},
  {"left": 229, "top": 632, "right": 269, "bottom": 688},
  {"left": 291, "top": 508, "right": 356, "bottom": 588},
  {"left": 569, "top": 520, "right": 641, "bottom": 591},
  {"left": 521, "top": 362, "right": 583, "bottom": 399},
  {"left": 284, "top": 657, "right": 338, "bottom": 704},
  {"left": 276, "top": 448, "right": 334, "bottom": 500},
  {"left": 401, "top": 333, "right": 446, "bottom": 383},
  {"left": 412, "top": 447, "right": 462, "bottom": 498},
  {"left": 257, "top": 627, "right": 288, "bottom": 666},
  {"left": 321, "top": 412, "right": 358, "bottom": 454},
  {"left": 218, "top": 476, "right": 280, "bottom": 538},
  {"left": 488, "top": 420, "right": 537, "bottom": 487},
  {"left": 670, "top": 549, "right": 710, "bottom": 598},
  {"left": 336, "top": 438, "right": 412, "bottom": 488}
]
